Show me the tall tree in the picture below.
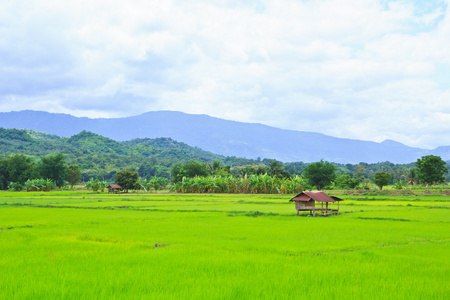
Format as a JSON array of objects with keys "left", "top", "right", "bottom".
[
  {"left": 302, "top": 160, "right": 337, "bottom": 190},
  {"left": 207, "top": 160, "right": 231, "bottom": 176},
  {"left": 335, "top": 173, "right": 362, "bottom": 189},
  {"left": 0, "top": 154, "right": 37, "bottom": 189},
  {"left": 39, "top": 153, "right": 67, "bottom": 187},
  {"left": 115, "top": 169, "right": 139, "bottom": 192},
  {"left": 407, "top": 168, "right": 417, "bottom": 185},
  {"left": 67, "top": 165, "right": 81, "bottom": 188},
  {"left": 416, "top": 155, "right": 447, "bottom": 191},
  {"left": 354, "top": 164, "right": 367, "bottom": 179},
  {"left": 208, "top": 160, "right": 222, "bottom": 175},
  {"left": 0, "top": 160, "right": 6, "bottom": 190},
  {"left": 267, "top": 160, "right": 291, "bottom": 178},
  {"left": 170, "top": 161, "right": 209, "bottom": 183},
  {"left": 373, "top": 171, "right": 391, "bottom": 190}
]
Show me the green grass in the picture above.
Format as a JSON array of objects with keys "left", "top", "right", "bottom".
[{"left": 0, "top": 191, "right": 449, "bottom": 299}]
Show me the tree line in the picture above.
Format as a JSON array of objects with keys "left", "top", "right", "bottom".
[
  {"left": 110, "top": 155, "right": 449, "bottom": 193},
  {"left": 1, "top": 128, "right": 449, "bottom": 192},
  {"left": 1, "top": 150, "right": 447, "bottom": 193},
  {"left": 0, "top": 153, "right": 76, "bottom": 190},
  {"left": 2, "top": 127, "right": 450, "bottom": 186}
]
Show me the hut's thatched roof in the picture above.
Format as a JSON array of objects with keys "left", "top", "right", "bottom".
[
  {"left": 108, "top": 184, "right": 122, "bottom": 189},
  {"left": 289, "top": 191, "right": 343, "bottom": 203}
]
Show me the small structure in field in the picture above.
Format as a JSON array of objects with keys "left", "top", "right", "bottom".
[
  {"left": 107, "top": 184, "right": 122, "bottom": 194},
  {"left": 289, "top": 191, "right": 343, "bottom": 217}
]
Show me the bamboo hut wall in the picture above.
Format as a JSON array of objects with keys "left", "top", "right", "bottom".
[{"left": 295, "top": 200, "right": 315, "bottom": 210}]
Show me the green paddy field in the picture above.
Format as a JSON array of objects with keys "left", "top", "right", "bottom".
[{"left": 0, "top": 191, "right": 449, "bottom": 299}]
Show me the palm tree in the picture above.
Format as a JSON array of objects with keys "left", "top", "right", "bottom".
[{"left": 408, "top": 168, "right": 417, "bottom": 185}]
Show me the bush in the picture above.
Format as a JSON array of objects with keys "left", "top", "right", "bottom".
[
  {"left": 24, "top": 179, "right": 56, "bottom": 192},
  {"left": 394, "top": 180, "right": 407, "bottom": 190},
  {"left": 8, "top": 182, "right": 24, "bottom": 191},
  {"left": 86, "top": 178, "right": 107, "bottom": 192}
]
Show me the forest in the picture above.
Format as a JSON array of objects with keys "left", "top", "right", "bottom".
[{"left": 0, "top": 127, "right": 449, "bottom": 191}]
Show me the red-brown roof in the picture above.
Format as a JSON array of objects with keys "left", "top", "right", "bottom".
[
  {"left": 289, "top": 191, "right": 342, "bottom": 203},
  {"left": 331, "top": 196, "right": 344, "bottom": 202},
  {"left": 108, "top": 184, "right": 122, "bottom": 189}
]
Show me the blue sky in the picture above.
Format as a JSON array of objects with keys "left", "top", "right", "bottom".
[{"left": 1, "top": 0, "right": 449, "bottom": 149}]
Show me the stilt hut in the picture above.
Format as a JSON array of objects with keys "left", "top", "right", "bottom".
[
  {"left": 289, "top": 191, "right": 343, "bottom": 217},
  {"left": 107, "top": 184, "right": 122, "bottom": 193}
]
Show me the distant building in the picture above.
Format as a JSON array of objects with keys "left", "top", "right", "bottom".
[
  {"left": 107, "top": 184, "right": 122, "bottom": 193},
  {"left": 289, "top": 191, "right": 343, "bottom": 217}
]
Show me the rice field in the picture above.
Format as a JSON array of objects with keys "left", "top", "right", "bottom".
[{"left": 0, "top": 191, "right": 449, "bottom": 299}]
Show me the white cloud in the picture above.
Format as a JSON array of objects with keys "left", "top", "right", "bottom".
[{"left": 0, "top": 0, "right": 449, "bottom": 149}]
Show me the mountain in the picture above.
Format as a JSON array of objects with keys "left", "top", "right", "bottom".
[{"left": 1, "top": 110, "right": 448, "bottom": 163}]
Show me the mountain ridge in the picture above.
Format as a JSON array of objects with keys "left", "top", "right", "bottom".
[{"left": 0, "top": 110, "right": 448, "bottom": 163}]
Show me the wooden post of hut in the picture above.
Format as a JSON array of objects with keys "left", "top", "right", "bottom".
[{"left": 331, "top": 196, "right": 343, "bottom": 215}]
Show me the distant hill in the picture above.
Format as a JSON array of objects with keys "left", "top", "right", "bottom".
[
  {"left": 0, "top": 127, "right": 226, "bottom": 163},
  {"left": 0, "top": 127, "right": 240, "bottom": 180},
  {"left": 1, "top": 110, "right": 449, "bottom": 163}
]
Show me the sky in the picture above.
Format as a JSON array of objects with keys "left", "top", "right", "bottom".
[{"left": 1, "top": 0, "right": 450, "bottom": 149}]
